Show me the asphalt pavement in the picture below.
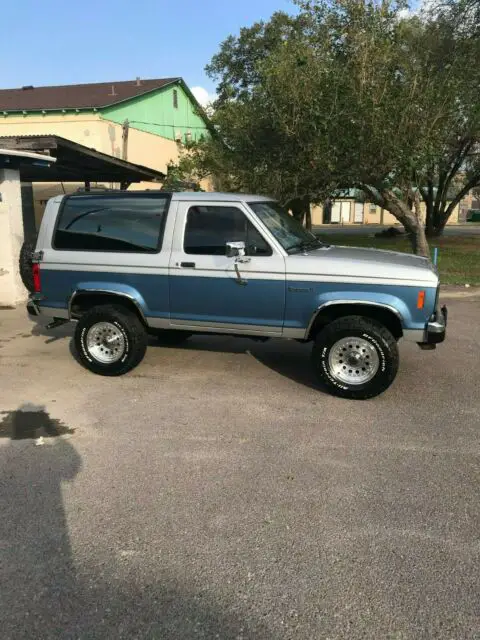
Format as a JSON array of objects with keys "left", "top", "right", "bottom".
[{"left": 0, "top": 297, "right": 478, "bottom": 639}]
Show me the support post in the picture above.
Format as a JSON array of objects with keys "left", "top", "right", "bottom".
[{"left": 0, "top": 169, "right": 27, "bottom": 307}]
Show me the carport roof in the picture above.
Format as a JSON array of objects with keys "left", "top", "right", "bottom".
[{"left": 0, "top": 135, "right": 165, "bottom": 184}]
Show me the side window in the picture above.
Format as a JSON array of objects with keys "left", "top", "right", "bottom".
[
  {"left": 53, "top": 195, "right": 169, "bottom": 253},
  {"left": 183, "top": 206, "right": 272, "bottom": 256}
]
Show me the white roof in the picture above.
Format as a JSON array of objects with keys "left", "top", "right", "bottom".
[{"left": 170, "top": 192, "right": 274, "bottom": 203}]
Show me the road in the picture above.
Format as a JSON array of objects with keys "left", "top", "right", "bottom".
[
  {"left": 314, "top": 223, "right": 480, "bottom": 236},
  {"left": 0, "top": 297, "right": 478, "bottom": 639}
]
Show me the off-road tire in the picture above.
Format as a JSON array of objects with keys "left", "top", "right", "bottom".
[
  {"left": 312, "top": 315, "right": 399, "bottom": 400},
  {"left": 74, "top": 304, "right": 148, "bottom": 376},
  {"left": 19, "top": 239, "right": 37, "bottom": 293}
]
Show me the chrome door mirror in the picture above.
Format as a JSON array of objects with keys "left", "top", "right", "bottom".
[
  {"left": 226, "top": 241, "right": 246, "bottom": 258},
  {"left": 226, "top": 241, "right": 249, "bottom": 285}
]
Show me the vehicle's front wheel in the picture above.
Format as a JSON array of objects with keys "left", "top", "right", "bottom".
[
  {"left": 74, "top": 305, "right": 148, "bottom": 376},
  {"left": 312, "top": 315, "right": 399, "bottom": 399}
]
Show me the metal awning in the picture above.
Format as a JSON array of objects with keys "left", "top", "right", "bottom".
[{"left": 0, "top": 135, "right": 165, "bottom": 184}]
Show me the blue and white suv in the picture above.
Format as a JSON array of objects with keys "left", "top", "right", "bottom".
[{"left": 27, "top": 191, "right": 446, "bottom": 399}]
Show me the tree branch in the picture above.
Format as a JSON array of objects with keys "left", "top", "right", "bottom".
[{"left": 442, "top": 171, "right": 480, "bottom": 222}]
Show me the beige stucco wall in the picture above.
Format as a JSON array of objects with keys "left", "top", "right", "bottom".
[
  {"left": 312, "top": 199, "right": 460, "bottom": 226},
  {"left": 0, "top": 169, "right": 27, "bottom": 306},
  {"left": 311, "top": 205, "right": 323, "bottom": 225},
  {"left": 0, "top": 113, "right": 180, "bottom": 174},
  {"left": 0, "top": 112, "right": 183, "bottom": 225},
  {"left": 381, "top": 202, "right": 460, "bottom": 226}
]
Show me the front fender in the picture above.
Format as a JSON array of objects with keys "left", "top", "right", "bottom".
[{"left": 302, "top": 286, "right": 437, "bottom": 335}]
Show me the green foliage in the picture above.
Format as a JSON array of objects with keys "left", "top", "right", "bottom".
[{"left": 171, "top": 0, "right": 480, "bottom": 252}]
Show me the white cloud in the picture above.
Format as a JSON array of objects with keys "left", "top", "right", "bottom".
[
  {"left": 398, "top": 1, "right": 438, "bottom": 20},
  {"left": 191, "top": 86, "right": 215, "bottom": 109}
]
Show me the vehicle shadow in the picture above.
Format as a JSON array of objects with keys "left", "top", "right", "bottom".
[
  {"left": 152, "top": 334, "right": 327, "bottom": 394},
  {"left": 0, "top": 404, "right": 271, "bottom": 639},
  {"left": 29, "top": 319, "right": 326, "bottom": 394},
  {"left": 30, "top": 321, "right": 74, "bottom": 344}
]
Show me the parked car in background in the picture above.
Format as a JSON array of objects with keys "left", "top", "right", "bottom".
[
  {"left": 466, "top": 209, "right": 480, "bottom": 222},
  {"left": 26, "top": 191, "right": 446, "bottom": 399}
]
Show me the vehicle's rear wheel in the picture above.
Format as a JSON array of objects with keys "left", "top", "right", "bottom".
[
  {"left": 312, "top": 315, "right": 399, "bottom": 399},
  {"left": 153, "top": 329, "right": 192, "bottom": 346},
  {"left": 74, "top": 305, "right": 148, "bottom": 376}
]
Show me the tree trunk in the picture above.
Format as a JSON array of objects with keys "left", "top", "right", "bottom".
[
  {"left": 371, "top": 188, "right": 431, "bottom": 259},
  {"left": 408, "top": 224, "right": 430, "bottom": 257},
  {"left": 425, "top": 202, "right": 437, "bottom": 238},
  {"left": 305, "top": 201, "right": 312, "bottom": 231},
  {"left": 288, "top": 196, "right": 311, "bottom": 228},
  {"left": 410, "top": 190, "right": 430, "bottom": 258},
  {"left": 426, "top": 224, "right": 446, "bottom": 238},
  {"left": 289, "top": 198, "right": 305, "bottom": 225},
  {"left": 425, "top": 203, "right": 448, "bottom": 237}
]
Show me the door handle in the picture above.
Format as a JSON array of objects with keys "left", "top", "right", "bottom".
[{"left": 180, "top": 262, "right": 196, "bottom": 268}]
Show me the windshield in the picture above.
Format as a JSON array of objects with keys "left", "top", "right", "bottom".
[{"left": 248, "top": 201, "right": 324, "bottom": 253}]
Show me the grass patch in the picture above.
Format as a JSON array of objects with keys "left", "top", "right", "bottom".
[{"left": 315, "top": 233, "right": 480, "bottom": 285}]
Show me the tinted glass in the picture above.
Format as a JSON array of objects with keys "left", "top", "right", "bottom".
[
  {"left": 184, "top": 205, "right": 272, "bottom": 256},
  {"left": 54, "top": 194, "right": 169, "bottom": 252}
]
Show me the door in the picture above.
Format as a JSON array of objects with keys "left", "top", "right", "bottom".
[
  {"left": 168, "top": 202, "right": 286, "bottom": 333},
  {"left": 341, "top": 201, "right": 351, "bottom": 223},
  {"left": 354, "top": 202, "right": 364, "bottom": 223},
  {"left": 331, "top": 202, "right": 341, "bottom": 223}
]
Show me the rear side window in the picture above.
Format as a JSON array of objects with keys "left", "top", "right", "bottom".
[{"left": 53, "top": 194, "right": 170, "bottom": 253}]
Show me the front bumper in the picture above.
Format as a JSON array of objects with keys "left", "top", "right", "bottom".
[{"left": 418, "top": 305, "right": 447, "bottom": 347}]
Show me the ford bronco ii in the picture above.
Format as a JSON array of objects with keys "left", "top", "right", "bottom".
[{"left": 27, "top": 191, "right": 446, "bottom": 399}]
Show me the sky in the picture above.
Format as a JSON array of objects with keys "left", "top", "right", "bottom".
[{"left": 1, "top": 0, "right": 297, "bottom": 106}]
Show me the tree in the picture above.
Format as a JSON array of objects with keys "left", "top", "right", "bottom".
[
  {"left": 205, "top": 10, "right": 341, "bottom": 228},
  {"left": 417, "top": 0, "right": 480, "bottom": 234},
  {"left": 173, "top": 0, "right": 480, "bottom": 255}
]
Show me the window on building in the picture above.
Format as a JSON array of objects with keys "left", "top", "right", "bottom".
[
  {"left": 53, "top": 194, "right": 170, "bottom": 252},
  {"left": 369, "top": 203, "right": 377, "bottom": 212},
  {"left": 173, "top": 89, "right": 178, "bottom": 109},
  {"left": 184, "top": 205, "right": 272, "bottom": 256}
]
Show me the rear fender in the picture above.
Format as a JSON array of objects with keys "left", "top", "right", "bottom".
[{"left": 68, "top": 282, "right": 149, "bottom": 321}]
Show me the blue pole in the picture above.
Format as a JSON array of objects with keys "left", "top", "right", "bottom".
[{"left": 433, "top": 247, "right": 439, "bottom": 266}]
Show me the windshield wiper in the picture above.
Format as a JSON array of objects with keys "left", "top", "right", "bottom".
[{"left": 287, "top": 238, "right": 324, "bottom": 254}]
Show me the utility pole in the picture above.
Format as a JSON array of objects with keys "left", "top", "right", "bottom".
[{"left": 122, "top": 119, "right": 129, "bottom": 161}]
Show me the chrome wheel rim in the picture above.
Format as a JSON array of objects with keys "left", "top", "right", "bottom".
[
  {"left": 328, "top": 336, "right": 379, "bottom": 385},
  {"left": 86, "top": 322, "right": 126, "bottom": 364}
]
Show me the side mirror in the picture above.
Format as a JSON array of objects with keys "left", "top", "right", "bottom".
[{"left": 226, "top": 241, "right": 246, "bottom": 258}]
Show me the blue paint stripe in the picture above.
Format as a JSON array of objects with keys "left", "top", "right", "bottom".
[{"left": 38, "top": 268, "right": 435, "bottom": 332}]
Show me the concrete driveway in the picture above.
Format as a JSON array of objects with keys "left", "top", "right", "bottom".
[{"left": 0, "top": 297, "right": 478, "bottom": 639}]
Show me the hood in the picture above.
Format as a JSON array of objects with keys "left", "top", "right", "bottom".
[{"left": 286, "top": 244, "right": 438, "bottom": 286}]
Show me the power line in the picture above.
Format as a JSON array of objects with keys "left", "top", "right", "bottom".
[{"left": 128, "top": 119, "right": 208, "bottom": 130}]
